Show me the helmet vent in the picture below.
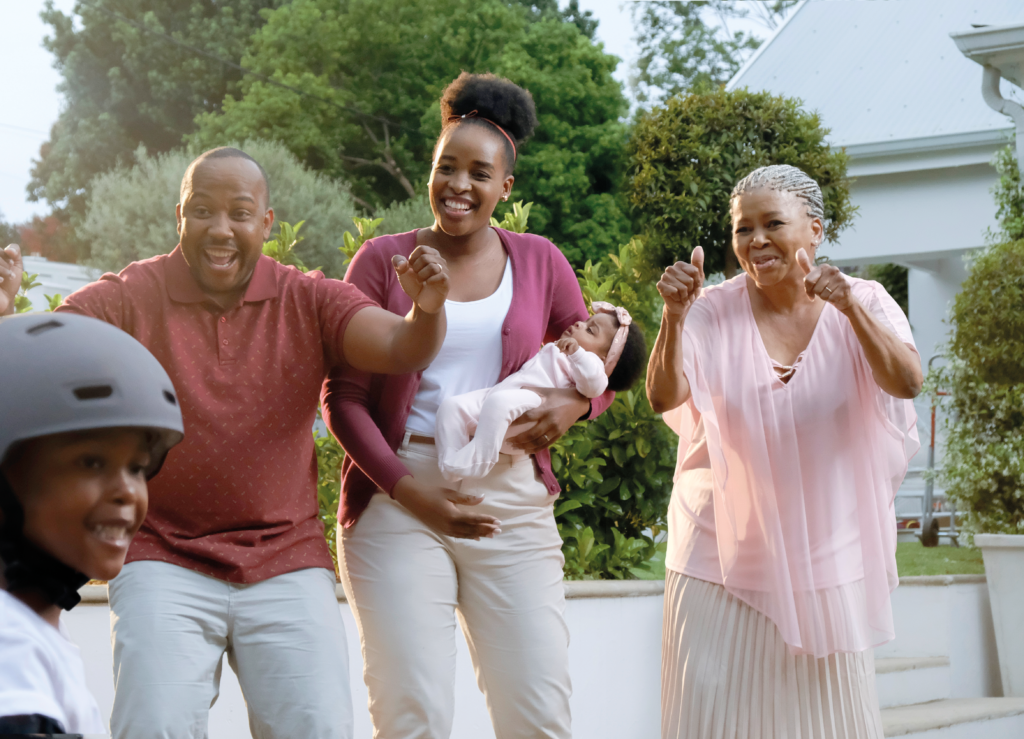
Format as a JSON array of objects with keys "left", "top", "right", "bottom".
[
  {"left": 73, "top": 385, "right": 114, "bottom": 401},
  {"left": 163, "top": 391, "right": 177, "bottom": 406},
  {"left": 26, "top": 320, "right": 63, "bottom": 336}
]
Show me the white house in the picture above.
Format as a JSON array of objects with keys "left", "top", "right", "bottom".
[
  {"left": 728, "top": 0, "right": 1024, "bottom": 368},
  {"left": 19, "top": 254, "right": 96, "bottom": 310}
]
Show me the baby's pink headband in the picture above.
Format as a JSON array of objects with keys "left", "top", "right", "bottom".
[
  {"left": 591, "top": 301, "right": 632, "bottom": 373},
  {"left": 446, "top": 110, "right": 517, "bottom": 160}
]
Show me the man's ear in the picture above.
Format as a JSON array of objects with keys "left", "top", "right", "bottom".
[
  {"left": 262, "top": 208, "right": 275, "bottom": 242},
  {"left": 175, "top": 203, "right": 183, "bottom": 237}
]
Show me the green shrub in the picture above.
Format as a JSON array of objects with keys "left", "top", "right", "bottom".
[
  {"left": 553, "top": 239, "right": 676, "bottom": 579},
  {"left": 988, "top": 144, "right": 1024, "bottom": 243},
  {"left": 626, "top": 87, "right": 856, "bottom": 276},
  {"left": 80, "top": 140, "right": 359, "bottom": 278},
  {"left": 375, "top": 195, "right": 435, "bottom": 237},
  {"left": 933, "top": 239, "right": 1024, "bottom": 538},
  {"left": 854, "top": 264, "right": 909, "bottom": 316}
]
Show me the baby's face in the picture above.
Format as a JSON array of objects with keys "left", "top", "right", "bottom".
[{"left": 561, "top": 312, "right": 618, "bottom": 358}]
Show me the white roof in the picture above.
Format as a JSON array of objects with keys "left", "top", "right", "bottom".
[{"left": 728, "top": 0, "right": 1024, "bottom": 149}]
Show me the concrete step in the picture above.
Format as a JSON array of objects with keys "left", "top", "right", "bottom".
[
  {"left": 882, "top": 697, "right": 1024, "bottom": 737},
  {"left": 876, "top": 657, "right": 950, "bottom": 709}
]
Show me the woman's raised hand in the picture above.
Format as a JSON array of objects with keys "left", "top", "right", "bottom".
[
  {"left": 796, "top": 248, "right": 854, "bottom": 312},
  {"left": 393, "top": 245, "right": 450, "bottom": 314},
  {"left": 657, "top": 246, "right": 705, "bottom": 318},
  {"left": 391, "top": 475, "right": 502, "bottom": 540}
]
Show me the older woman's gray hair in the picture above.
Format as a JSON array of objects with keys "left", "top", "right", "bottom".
[{"left": 731, "top": 164, "right": 825, "bottom": 223}]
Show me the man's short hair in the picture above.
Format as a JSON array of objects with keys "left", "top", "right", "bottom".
[{"left": 180, "top": 147, "right": 271, "bottom": 205}]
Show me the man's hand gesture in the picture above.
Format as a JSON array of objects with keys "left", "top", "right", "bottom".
[
  {"left": 657, "top": 246, "right": 705, "bottom": 319},
  {"left": 0, "top": 245, "right": 24, "bottom": 316},
  {"left": 393, "top": 246, "right": 449, "bottom": 314}
]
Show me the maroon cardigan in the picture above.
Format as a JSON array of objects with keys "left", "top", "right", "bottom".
[{"left": 321, "top": 228, "right": 615, "bottom": 527}]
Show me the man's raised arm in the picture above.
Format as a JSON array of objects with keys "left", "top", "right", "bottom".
[{"left": 342, "top": 245, "right": 449, "bottom": 375}]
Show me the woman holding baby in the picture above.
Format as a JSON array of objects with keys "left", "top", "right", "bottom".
[
  {"left": 321, "top": 72, "right": 643, "bottom": 739},
  {"left": 649, "top": 165, "right": 923, "bottom": 738}
]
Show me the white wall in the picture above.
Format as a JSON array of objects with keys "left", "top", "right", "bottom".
[
  {"left": 907, "top": 256, "right": 970, "bottom": 369},
  {"left": 878, "top": 578, "right": 1002, "bottom": 699},
  {"left": 65, "top": 577, "right": 1002, "bottom": 738},
  {"left": 830, "top": 164, "right": 997, "bottom": 267}
]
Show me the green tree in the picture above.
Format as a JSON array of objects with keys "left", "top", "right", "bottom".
[
  {"left": 626, "top": 87, "right": 855, "bottom": 276},
  {"left": 191, "top": 0, "right": 630, "bottom": 266},
  {"left": 630, "top": 1, "right": 797, "bottom": 105},
  {"left": 80, "top": 140, "right": 359, "bottom": 278},
  {"left": 30, "top": 0, "right": 286, "bottom": 254},
  {"left": 0, "top": 212, "right": 19, "bottom": 247}
]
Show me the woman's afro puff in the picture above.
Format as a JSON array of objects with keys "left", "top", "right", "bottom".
[
  {"left": 439, "top": 73, "right": 537, "bottom": 161},
  {"left": 607, "top": 322, "right": 647, "bottom": 393}
]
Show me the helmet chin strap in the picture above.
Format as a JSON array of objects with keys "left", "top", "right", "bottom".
[{"left": 0, "top": 473, "right": 88, "bottom": 611}]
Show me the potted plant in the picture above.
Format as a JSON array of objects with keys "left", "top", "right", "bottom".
[{"left": 933, "top": 232, "right": 1024, "bottom": 697}]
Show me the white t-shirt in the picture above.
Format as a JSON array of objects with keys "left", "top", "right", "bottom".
[
  {"left": 0, "top": 589, "right": 105, "bottom": 735},
  {"left": 406, "top": 258, "right": 513, "bottom": 435}
]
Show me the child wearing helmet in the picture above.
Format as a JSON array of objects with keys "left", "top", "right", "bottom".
[{"left": 0, "top": 312, "right": 184, "bottom": 736}]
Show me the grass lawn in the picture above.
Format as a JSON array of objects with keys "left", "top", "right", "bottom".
[
  {"left": 895, "top": 541, "right": 985, "bottom": 577},
  {"left": 625, "top": 541, "right": 985, "bottom": 581}
]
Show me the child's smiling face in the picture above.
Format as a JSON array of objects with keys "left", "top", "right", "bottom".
[
  {"left": 561, "top": 312, "right": 618, "bottom": 358},
  {"left": 2, "top": 428, "right": 151, "bottom": 582}
]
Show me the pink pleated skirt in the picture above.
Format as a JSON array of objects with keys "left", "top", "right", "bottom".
[{"left": 662, "top": 571, "right": 884, "bottom": 739}]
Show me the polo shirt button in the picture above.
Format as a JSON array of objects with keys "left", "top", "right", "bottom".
[
  {"left": 503, "top": 327, "right": 510, "bottom": 335},
  {"left": 222, "top": 340, "right": 228, "bottom": 345},
  {"left": 220, "top": 317, "right": 227, "bottom": 323}
]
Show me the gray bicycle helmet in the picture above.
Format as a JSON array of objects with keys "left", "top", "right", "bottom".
[{"left": 0, "top": 312, "right": 184, "bottom": 475}]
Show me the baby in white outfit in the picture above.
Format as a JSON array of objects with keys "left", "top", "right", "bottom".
[{"left": 436, "top": 301, "right": 642, "bottom": 482}]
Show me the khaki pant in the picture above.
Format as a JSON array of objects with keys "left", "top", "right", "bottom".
[
  {"left": 109, "top": 562, "right": 351, "bottom": 739},
  {"left": 340, "top": 436, "right": 571, "bottom": 739}
]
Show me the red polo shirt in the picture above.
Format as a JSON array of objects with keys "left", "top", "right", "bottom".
[{"left": 57, "top": 246, "right": 376, "bottom": 583}]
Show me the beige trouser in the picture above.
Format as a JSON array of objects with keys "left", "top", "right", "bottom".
[
  {"left": 340, "top": 435, "right": 571, "bottom": 739},
  {"left": 109, "top": 561, "right": 351, "bottom": 739}
]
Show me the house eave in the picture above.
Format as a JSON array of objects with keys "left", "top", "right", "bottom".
[{"left": 840, "top": 128, "right": 1012, "bottom": 177}]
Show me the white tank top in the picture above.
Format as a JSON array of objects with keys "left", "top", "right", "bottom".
[{"left": 406, "top": 258, "right": 513, "bottom": 435}]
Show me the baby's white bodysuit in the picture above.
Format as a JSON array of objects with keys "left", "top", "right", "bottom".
[{"left": 435, "top": 342, "right": 608, "bottom": 481}]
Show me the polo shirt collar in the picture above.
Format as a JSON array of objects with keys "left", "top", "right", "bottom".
[{"left": 165, "top": 245, "right": 278, "bottom": 305}]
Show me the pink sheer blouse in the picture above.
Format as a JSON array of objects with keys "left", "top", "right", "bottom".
[{"left": 663, "top": 274, "right": 919, "bottom": 657}]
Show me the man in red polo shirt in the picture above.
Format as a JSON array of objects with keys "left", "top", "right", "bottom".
[{"left": 0, "top": 147, "right": 450, "bottom": 739}]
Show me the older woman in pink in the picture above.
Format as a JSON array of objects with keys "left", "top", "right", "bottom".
[{"left": 647, "top": 165, "right": 923, "bottom": 739}]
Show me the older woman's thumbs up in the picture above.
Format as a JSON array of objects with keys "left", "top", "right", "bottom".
[
  {"left": 657, "top": 246, "right": 705, "bottom": 318},
  {"left": 796, "top": 248, "right": 853, "bottom": 311}
]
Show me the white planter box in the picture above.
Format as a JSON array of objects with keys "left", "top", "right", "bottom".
[{"left": 975, "top": 534, "right": 1024, "bottom": 697}]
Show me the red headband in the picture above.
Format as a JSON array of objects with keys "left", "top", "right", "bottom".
[{"left": 445, "top": 110, "right": 517, "bottom": 160}]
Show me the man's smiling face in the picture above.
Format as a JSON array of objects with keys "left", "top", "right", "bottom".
[{"left": 176, "top": 154, "right": 274, "bottom": 307}]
